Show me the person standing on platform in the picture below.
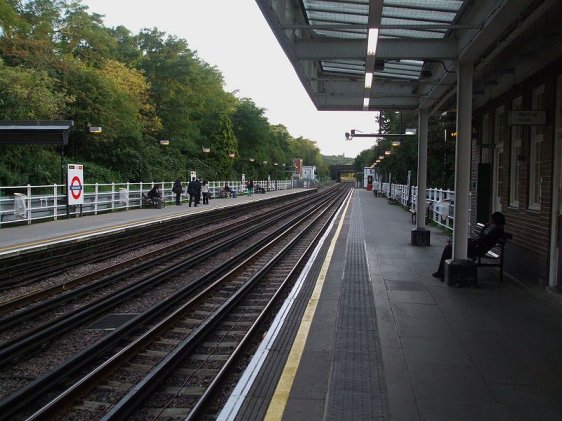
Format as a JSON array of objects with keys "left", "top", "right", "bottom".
[
  {"left": 247, "top": 179, "right": 254, "bottom": 196},
  {"left": 172, "top": 178, "right": 183, "bottom": 205},
  {"left": 201, "top": 180, "right": 209, "bottom": 204},
  {"left": 187, "top": 177, "right": 200, "bottom": 207}
]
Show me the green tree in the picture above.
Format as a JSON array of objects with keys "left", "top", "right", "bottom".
[
  {"left": 0, "top": 58, "right": 73, "bottom": 186},
  {"left": 210, "top": 113, "right": 238, "bottom": 179}
]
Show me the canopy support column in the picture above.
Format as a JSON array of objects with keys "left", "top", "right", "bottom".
[
  {"left": 411, "top": 107, "right": 430, "bottom": 246},
  {"left": 444, "top": 61, "right": 477, "bottom": 286}
]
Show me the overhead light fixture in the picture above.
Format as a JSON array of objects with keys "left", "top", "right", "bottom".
[
  {"left": 158, "top": 140, "right": 170, "bottom": 146},
  {"left": 367, "top": 28, "right": 379, "bottom": 56},
  {"left": 202, "top": 146, "right": 210, "bottom": 153},
  {"left": 363, "top": 97, "right": 370, "bottom": 110},
  {"left": 392, "top": 140, "right": 402, "bottom": 147},
  {"left": 385, "top": 150, "right": 391, "bottom": 155},
  {"left": 365, "top": 73, "right": 373, "bottom": 89},
  {"left": 376, "top": 159, "right": 380, "bottom": 163},
  {"left": 379, "top": 155, "right": 384, "bottom": 160}
]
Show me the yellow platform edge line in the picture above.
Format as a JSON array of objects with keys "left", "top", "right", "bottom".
[{"left": 264, "top": 193, "right": 352, "bottom": 421}]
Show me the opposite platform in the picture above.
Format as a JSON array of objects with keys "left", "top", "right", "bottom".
[
  {"left": 221, "top": 188, "right": 562, "bottom": 421},
  {"left": 0, "top": 188, "right": 309, "bottom": 257}
]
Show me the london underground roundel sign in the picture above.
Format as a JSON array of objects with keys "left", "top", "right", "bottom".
[{"left": 67, "top": 164, "right": 84, "bottom": 205}]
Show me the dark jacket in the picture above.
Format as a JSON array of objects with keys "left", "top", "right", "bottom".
[
  {"left": 147, "top": 186, "right": 161, "bottom": 200},
  {"left": 468, "top": 223, "right": 504, "bottom": 259},
  {"left": 187, "top": 179, "right": 200, "bottom": 195},
  {"left": 173, "top": 179, "right": 183, "bottom": 194}
]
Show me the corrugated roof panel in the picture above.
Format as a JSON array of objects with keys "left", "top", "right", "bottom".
[
  {"left": 383, "top": 0, "right": 463, "bottom": 13},
  {"left": 380, "top": 27, "right": 447, "bottom": 39}
]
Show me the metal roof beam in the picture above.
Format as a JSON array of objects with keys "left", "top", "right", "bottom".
[
  {"left": 317, "top": 94, "right": 420, "bottom": 107},
  {"left": 294, "top": 38, "right": 458, "bottom": 60}
]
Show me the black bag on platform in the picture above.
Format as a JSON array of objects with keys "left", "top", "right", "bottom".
[{"left": 445, "top": 260, "right": 477, "bottom": 287}]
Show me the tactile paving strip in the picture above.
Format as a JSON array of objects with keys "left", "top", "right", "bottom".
[{"left": 326, "top": 198, "right": 388, "bottom": 420}]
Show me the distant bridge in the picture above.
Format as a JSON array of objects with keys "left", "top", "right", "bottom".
[{"left": 329, "top": 165, "right": 357, "bottom": 182}]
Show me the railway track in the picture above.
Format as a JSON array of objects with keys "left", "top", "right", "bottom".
[
  {"left": 0, "top": 191, "right": 313, "bottom": 287},
  {"left": 0, "top": 185, "right": 351, "bottom": 419},
  {"left": 0, "top": 188, "right": 338, "bottom": 366}
]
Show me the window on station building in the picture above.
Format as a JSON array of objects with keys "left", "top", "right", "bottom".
[
  {"left": 494, "top": 106, "right": 506, "bottom": 145},
  {"left": 529, "top": 85, "right": 545, "bottom": 210},
  {"left": 509, "top": 97, "right": 523, "bottom": 208},
  {"left": 481, "top": 113, "right": 492, "bottom": 163},
  {"left": 493, "top": 106, "right": 505, "bottom": 211}
]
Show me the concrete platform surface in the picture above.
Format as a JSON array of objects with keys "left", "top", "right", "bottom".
[
  {"left": 0, "top": 188, "right": 308, "bottom": 255},
  {"left": 222, "top": 188, "right": 562, "bottom": 421}
]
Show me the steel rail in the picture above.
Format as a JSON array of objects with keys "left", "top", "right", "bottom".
[
  {"left": 0, "top": 186, "right": 345, "bottom": 419},
  {"left": 0, "top": 190, "right": 325, "bottom": 324},
  {"left": 0, "top": 192, "right": 310, "bottom": 285},
  {"left": 185, "top": 188, "right": 353, "bottom": 419},
  {"left": 0, "top": 188, "right": 338, "bottom": 366},
  {"left": 29, "top": 186, "right": 350, "bottom": 420}
]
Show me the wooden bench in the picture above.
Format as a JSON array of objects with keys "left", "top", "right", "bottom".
[
  {"left": 388, "top": 193, "right": 400, "bottom": 205},
  {"left": 473, "top": 222, "right": 513, "bottom": 282},
  {"left": 142, "top": 193, "right": 165, "bottom": 208},
  {"left": 219, "top": 188, "right": 237, "bottom": 198}
]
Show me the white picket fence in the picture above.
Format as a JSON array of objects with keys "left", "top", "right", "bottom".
[
  {"left": 373, "top": 180, "right": 456, "bottom": 230},
  {"left": 0, "top": 179, "right": 294, "bottom": 226}
]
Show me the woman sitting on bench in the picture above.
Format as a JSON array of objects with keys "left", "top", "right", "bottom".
[
  {"left": 147, "top": 185, "right": 163, "bottom": 208},
  {"left": 433, "top": 211, "right": 505, "bottom": 279}
]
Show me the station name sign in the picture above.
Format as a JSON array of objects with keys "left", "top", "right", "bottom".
[{"left": 508, "top": 110, "right": 546, "bottom": 125}]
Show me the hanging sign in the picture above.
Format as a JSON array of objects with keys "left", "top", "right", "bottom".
[
  {"left": 67, "top": 164, "right": 84, "bottom": 205},
  {"left": 508, "top": 111, "right": 546, "bottom": 125}
]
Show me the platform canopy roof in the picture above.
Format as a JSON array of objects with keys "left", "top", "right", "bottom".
[
  {"left": 0, "top": 120, "right": 74, "bottom": 145},
  {"left": 256, "top": 0, "right": 562, "bottom": 113}
]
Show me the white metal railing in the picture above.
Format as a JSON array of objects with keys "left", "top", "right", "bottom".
[
  {"left": 373, "top": 180, "right": 456, "bottom": 230},
  {"left": 0, "top": 179, "right": 294, "bottom": 227}
]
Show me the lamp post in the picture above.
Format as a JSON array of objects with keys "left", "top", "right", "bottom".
[
  {"left": 202, "top": 147, "right": 210, "bottom": 180},
  {"left": 273, "top": 162, "right": 278, "bottom": 190},
  {"left": 249, "top": 158, "right": 255, "bottom": 179},
  {"left": 261, "top": 161, "right": 268, "bottom": 189},
  {"left": 228, "top": 152, "right": 236, "bottom": 181}
]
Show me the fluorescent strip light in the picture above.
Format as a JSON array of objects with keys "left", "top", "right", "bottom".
[
  {"left": 364, "top": 73, "right": 373, "bottom": 89},
  {"left": 363, "top": 97, "right": 370, "bottom": 110},
  {"left": 367, "top": 28, "right": 379, "bottom": 56}
]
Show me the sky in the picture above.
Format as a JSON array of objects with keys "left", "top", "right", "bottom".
[{"left": 81, "top": 0, "right": 379, "bottom": 158}]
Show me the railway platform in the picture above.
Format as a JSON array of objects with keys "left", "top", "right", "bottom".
[
  {"left": 0, "top": 188, "right": 308, "bottom": 257},
  {"left": 220, "top": 188, "right": 562, "bottom": 421}
]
